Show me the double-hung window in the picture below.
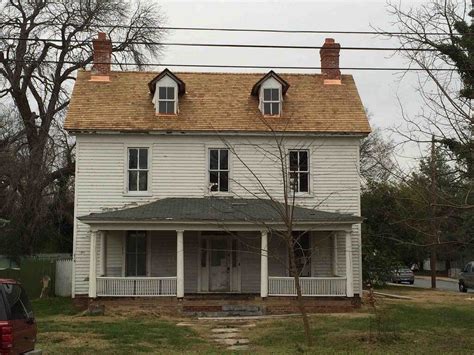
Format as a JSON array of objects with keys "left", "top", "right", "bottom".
[
  {"left": 289, "top": 150, "right": 309, "bottom": 193},
  {"left": 209, "top": 149, "right": 229, "bottom": 192},
  {"left": 125, "top": 231, "right": 147, "bottom": 276},
  {"left": 263, "top": 88, "right": 280, "bottom": 116},
  {"left": 158, "top": 86, "right": 176, "bottom": 114},
  {"left": 128, "top": 148, "right": 148, "bottom": 192}
]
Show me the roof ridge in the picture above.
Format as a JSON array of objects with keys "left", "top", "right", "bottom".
[{"left": 79, "top": 69, "right": 354, "bottom": 77}]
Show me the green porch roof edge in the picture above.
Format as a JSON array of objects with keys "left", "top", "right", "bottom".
[{"left": 79, "top": 197, "right": 363, "bottom": 224}]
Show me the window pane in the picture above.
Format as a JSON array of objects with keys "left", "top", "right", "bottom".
[
  {"left": 271, "top": 103, "right": 280, "bottom": 115},
  {"left": 299, "top": 151, "right": 308, "bottom": 171},
  {"left": 289, "top": 151, "right": 298, "bottom": 171},
  {"left": 263, "top": 103, "right": 271, "bottom": 115},
  {"left": 136, "top": 234, "right": 146, "bottom": 252},
  {"left": 210, "top": 171, "right": 219, "bottom": 191},
  {"left": 220, "top": 149, "right": 228, "bottom": 170},
  {"left": 263, "top": 88, "right": 271, "bottom": 101},
  {"left": 138, "top": 171, "right": 148, "bottom": 191},
  {"left": 158, "top": 101, "right": 167, "bottom": 113},
  {"left": 220, "top": 171, "right": 229, "bottom": 192},
  {"left": 129, "top": 149, "right": 138, "bottom": 169},
  {"left": 129, "top": 171, "right": 138, "bottom": 191},
  {"left": 158, "top": 87, "right": 167, "bottom": 99},
  {"left": 167, "top": 87, "right": 175, "bottom": 99},
  {"left": 136, "top": 254, "right": 147, "bottom": 276},
  {"left": 126, "top": 235, "right": 137, "bottom": 253},
  {"left": 209, "top": 150, "right": 218, "bottom": 170},
  {"left": 299, "top": 172, "right": 309, "bottom": 192},
  {"left": 289, "top": 172, "right": 298, "bottom": 191},
  {"left": 271, "top": 88, "right": 279, "bottom": 100},
  {"left": 166, "top": 101, "right": 174, "bottom": 114},
  {"left": 139, "top": 149, "right": 148, "bottom": 169},
  {"left": 126, "top": 253, "right": 137, "bottom": 276}
]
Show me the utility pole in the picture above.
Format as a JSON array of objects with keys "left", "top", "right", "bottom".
[{"left": 430, "top": 135, "right": 438, "bottom": 289}]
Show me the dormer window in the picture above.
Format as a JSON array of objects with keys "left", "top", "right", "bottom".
[
  {"left": 158, "top": 86, "right": 176, "bottom": 114},
  {"left": 148, "top": 68, "right": 186, "bottom": 116},
  {"left": 251, "top": 71, "right": 289, "bottom": 117},
  {"left": 263, "top": 88, "right": 280, "bottom": 116}
]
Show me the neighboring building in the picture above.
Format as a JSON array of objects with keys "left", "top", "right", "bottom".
[{"left": 65, "top": 33, "right": 370, "bottom": 313}]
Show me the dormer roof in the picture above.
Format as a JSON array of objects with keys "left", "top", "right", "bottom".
[
  {"left": 251, "top": 70, "right": 290, "bottom": 96},
  {"left": 148, "top": 68, "right": 186, "bottom": 95}
]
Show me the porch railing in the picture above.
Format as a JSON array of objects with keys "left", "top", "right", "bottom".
[
  {"left": 96, "top": 277, "right": 177, "bottom": 297},
  {"left": 268, "top": 276, "right": 347, "bottom": 297}
]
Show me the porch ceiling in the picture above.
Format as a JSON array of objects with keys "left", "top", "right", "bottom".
[{"left": 79, "top": 197, "right": 363, "bottom": 226}]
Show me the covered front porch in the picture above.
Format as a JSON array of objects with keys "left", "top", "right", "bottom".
[{"left": 80, "top": 198, "right": 361, "bottom": 299}]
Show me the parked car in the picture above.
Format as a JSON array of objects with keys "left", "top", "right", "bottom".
[
  {"left": 391, "top": 267, "right": 415, "bottom": 284},
  {"left": 459, "top": 262, "right": 474, "bottom": 293},
  {"left": 0, "top": 279, "right": 39, "bottom": 354}
]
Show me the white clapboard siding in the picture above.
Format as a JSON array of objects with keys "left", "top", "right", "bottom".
[{"left": 73, "top": 135, "right": 362, "bottom": 296}]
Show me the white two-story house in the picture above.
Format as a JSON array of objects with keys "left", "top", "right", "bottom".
[{"left": 65, "top": 33, "right": 371, "bottom": 313}]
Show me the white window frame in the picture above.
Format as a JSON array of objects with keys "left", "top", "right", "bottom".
[
  {"left": 157, "top": 86, "right": 177, "bottom": 115},
  {"left": 208, "top": 148, "right": 230, "bottom": 193},
  {"left": 288, "top": 149, "right": 310, "bottom": 194},
  {"left": 125, "top": 146, "right": 151, "bottom": 196},
  {"left": 262, "top": 87, "right": 281, "bottom": 116}
]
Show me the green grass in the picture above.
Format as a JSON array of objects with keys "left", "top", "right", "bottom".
[{"left": 246, "top": 302, "right": 474, "bottom": 354}]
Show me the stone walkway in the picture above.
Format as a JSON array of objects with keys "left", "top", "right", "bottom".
[{"left": 177, "top": 320, "right": 256, "bottom": 351}]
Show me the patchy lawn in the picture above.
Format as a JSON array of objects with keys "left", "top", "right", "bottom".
[
  {"left": 32, "top": 288, "right": 474, "bottom": 354},
  {"left": 32, "top": 298, "right": 218, "bottom": 354},
  {"left": 244, "top": 287, "right": 474, "bottom": 354}
]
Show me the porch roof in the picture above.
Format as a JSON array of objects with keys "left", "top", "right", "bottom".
[{"left": 79, "top": 197, "right": 362, "bottom": 225}]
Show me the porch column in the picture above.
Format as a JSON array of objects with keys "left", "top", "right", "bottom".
[
  {"left": 176, "top": 230, "right": 184, "bottom": 298},
  {"left": 88, "top": 230, "right": 98, "bottom": 298},
  {"left": 260, "top": 230, "right": 268, "bottom": 298},
  {"left": 345, "top": 231, "right": 354, "bottom": 297}
]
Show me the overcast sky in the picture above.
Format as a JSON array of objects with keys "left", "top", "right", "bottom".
[{"left": 157, "top": 0, "right": 432, "bottom": 168}]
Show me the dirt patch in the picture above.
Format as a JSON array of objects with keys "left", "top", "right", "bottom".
[{"left": 40, "top": 331, "right": 110, "bottom": 350}]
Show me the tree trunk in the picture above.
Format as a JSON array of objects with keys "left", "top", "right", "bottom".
[
  {"left": 288, "top": 242, "right": 312, "bottom": 347},
  {"left": 430, "top": 245, "right": 437, "bottom": 289}
]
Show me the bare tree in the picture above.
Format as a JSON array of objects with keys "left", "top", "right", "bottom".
[
  {"left": 385, "top": 0, "right": 473, "bottom": 201},
  {"left": 213, "top": 120, "right": 361, "bottom": 347},
  {"left": 0, "top": 0, "right": 166, "bottom": 254}
]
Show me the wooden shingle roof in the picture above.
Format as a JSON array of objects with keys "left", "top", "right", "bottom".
[{"left": 65, "top": 70, "right": 371, "bottom": 134}]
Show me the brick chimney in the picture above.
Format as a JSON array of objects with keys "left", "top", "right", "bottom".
[
  {"left": 90, "top": 32, "right": 112, "bottom": 81},
  {"left": 320, "top": 38, "right": 341, "bottom": 85}
]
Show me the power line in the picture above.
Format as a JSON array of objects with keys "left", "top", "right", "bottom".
[
  {"left": 4, "top": 59, "right": 467, "bottom": 71},
  {"left": 74, "top": 24, "right": 462, "bottom": 37},
  {"left": 0, "top": 36, "right": 441, "bottom": 51}
]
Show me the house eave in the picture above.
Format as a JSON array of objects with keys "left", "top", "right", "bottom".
[
  {"left": 66, "top": 129, "right": 370, "bottom": 138},
  {"left": 78, "top": 219, "right": 361, "bottom": 232}
]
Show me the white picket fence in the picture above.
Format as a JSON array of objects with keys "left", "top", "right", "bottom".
[{"left": 55, "top": 258, "right": 73, "bottom": 297}]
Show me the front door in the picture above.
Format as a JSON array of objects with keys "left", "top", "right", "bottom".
[{"left": 209, "top": 237, "right": 230, "bottom": 292}]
